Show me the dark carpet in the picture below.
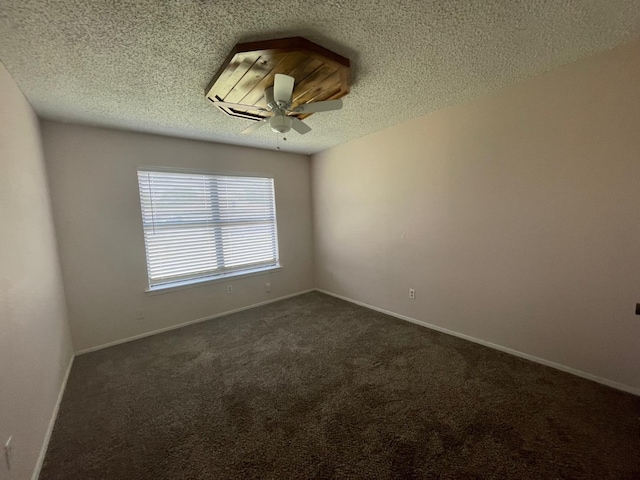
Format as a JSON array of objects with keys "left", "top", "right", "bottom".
[{"left": 41, "top": 292, "right": 640, "bottom": 479}]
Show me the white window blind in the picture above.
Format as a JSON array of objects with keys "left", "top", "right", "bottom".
[{"left": 137, "top": 169, "right": 279, "bottom": 289}]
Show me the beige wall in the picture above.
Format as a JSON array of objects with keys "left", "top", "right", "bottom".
[
  {"left": 0, "top": 64, "right": 74, "bottom": 479},
  {"left": 312, "top": 40, "right": 640, "bottom": 392},
  {"left": 43, "top": 123, "right": 314, "bottom": 352}
]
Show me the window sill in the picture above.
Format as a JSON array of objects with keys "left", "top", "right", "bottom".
[{"left": 145, "top": 265, "right": 282, "bottom": 295}]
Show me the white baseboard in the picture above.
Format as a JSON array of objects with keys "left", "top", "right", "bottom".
[
  {"left": 76, "top": 289, "right": 315, "bottom": 355},
  {"left": 32, "top": 354, "right": 75, "bottom": 480},
  {"left": 316, "top": 289, "right": 640, "bottom": 396}
]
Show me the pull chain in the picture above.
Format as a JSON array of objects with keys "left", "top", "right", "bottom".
[{"left": 276, "top": 133, "right": 287, "bottom": 151}]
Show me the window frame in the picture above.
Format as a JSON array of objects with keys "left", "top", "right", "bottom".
[{"left": 137, "top": 166, "right": 281, "bottom": 293}]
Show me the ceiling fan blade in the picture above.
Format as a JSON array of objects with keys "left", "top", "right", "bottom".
[
  {"left": 264, "top": 86, "right": 274, "bottom": 106},
  {"left": 240, "top": 119, "right": 268, "bottom": 134},
  {"left": 273, "top": 74, "right": 295, "bottom": 104},
  {"left": 292, "top": 99, "right": 343, "bottom": 114},
  {"left": 290, "top": 117, "right": 311, "bottom": 135},
  {"left": 213, "top": 101, "right": 267, "bottom": 112}
]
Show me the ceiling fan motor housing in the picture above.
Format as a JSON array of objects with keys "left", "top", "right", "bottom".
[{"left": 270, "top": 114, "right": 292, "bottom": 133}]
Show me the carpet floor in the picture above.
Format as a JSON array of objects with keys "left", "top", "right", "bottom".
[{"left": 41, "top": 292, "right": 640, "bottom": 479}]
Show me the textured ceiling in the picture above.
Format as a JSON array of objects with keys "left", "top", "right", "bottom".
[{"left": 1, "top": 1, "right": 639, "bottom": 154}]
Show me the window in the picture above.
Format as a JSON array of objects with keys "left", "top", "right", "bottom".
[{"left": 137, "top": 168, "right": 280, "bottom": 290}]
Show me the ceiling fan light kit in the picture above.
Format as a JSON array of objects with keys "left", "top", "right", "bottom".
[
  {"left": 269, "top": 113, "right": 292, "bottom": 134},
  {"left": 205, "top": 37, "right": 350, "bottom": 140}
]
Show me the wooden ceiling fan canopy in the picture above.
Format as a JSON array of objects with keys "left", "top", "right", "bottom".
[{"left": 206, "top": 37, "right": 350, "bottom": 121}]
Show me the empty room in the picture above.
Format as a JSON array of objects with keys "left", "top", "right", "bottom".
[{"left": 1, "top": 1, "right": 640, "bottom": 479}]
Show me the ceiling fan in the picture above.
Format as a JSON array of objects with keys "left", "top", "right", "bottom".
[{"left": 212, "top": 74, "right": 343, "bottom": 135}]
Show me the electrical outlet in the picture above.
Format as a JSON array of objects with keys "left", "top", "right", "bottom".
[
  {"left": 265, "top": 282, "right": 271, "bottom": 293},
  {"left": 409, "top": 288, "right": 415, "bottom": 300},
  {"left": 4, "top": 436, "right": 12, "bottom": 471},
  {"left": 227, "top": 285, "right": 233, "bottom": 294}
]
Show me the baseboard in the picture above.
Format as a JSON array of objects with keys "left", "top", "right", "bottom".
[
  {"left": 76, "top": 289, "right": 315, "bottom": 355},
  {"left": 316, "top": 289, "right": 640, "bottom": 396},
  {"left": 32, "top": 354, "right": 75, "bottom": 480}
]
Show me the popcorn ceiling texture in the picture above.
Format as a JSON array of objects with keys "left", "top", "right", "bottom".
[{"left": 1, "top": 1, "right": 639, "bottom": 154}]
